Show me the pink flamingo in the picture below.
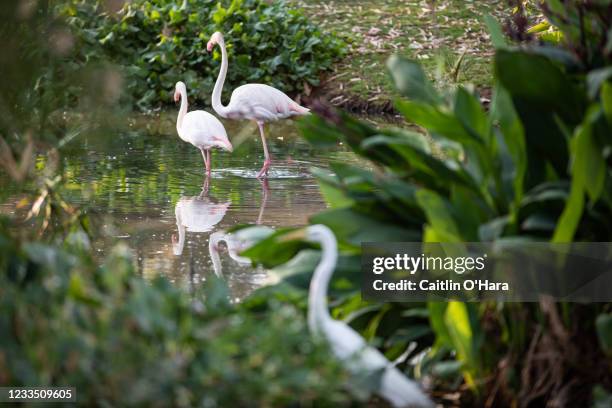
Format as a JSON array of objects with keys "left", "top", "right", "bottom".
[
  {"left": 174, "top": 81, "right": 233, "bottom": 176},
  {"left": 206, "top": 32, "right": 310, "bottom": 178}
]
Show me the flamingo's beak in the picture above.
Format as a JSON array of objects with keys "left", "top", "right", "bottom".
[
  {"left": 173, "top": 91, "right": 180, "bottom": 103},
  {"left": 207, "top": 41, "right": 214, "bottom": 52},
  {"left": 215, "top": 136, "right": 233, "bottom": 152}
]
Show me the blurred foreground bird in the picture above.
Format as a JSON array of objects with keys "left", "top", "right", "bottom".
[{"left": 302, "top": 225, "right": 433, "bottom": 408}]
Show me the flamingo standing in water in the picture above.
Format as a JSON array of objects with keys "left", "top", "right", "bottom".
[
  {"left": 297, "top": 225, "right": 433, "bottom": 408},
  {"left": 174, "top": 81, "right": 233, "bottom": 176},
  {"left": 206, "top": 32, "right": 310, "bottom": 178}
]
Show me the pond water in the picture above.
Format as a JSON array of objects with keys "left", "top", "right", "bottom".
[{"left": 44, "top": 113, "right": 362, "bottom": 300}]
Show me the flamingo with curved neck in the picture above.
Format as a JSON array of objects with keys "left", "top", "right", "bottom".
[
  {"left": 304, "top": 225, "right": 433, "bottom": 408},
  {"left": 207, "top": 32, "right": 310, "bottom": 178},
  {"left": 174, "top": 81, "right": 233, "bottom": 176}
]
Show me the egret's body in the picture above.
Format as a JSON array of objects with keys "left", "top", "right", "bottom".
[
  {"left": 172, "top": 194, "right": 230, "bottom": 256},
  {"left": 207, "top": 32, "right": 309, "bottom": 178},
  {"left": 306, "top": 225, "right": 433, "bottom": 408},
  {"left": 174, "top": 81, "right": 233, "bottom": 176}
]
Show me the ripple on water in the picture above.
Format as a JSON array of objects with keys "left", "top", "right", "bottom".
[{"left": 219, "top": 167, "right": 311, "bottom": 179}]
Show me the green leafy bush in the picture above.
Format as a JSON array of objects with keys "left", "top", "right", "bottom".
[
  {"left": 241, "top": 14, "right": 612, "bottom": 407},
  {"left": 0, "top": 223, "right": 353, "bottom": 406},
  {"left": 61, "top": 0, "right": 345, "bottom": 110},
  {"left": 0, "top": 0, "right": 124, "bottom": 193},
  {"left": 1, "top": 3, "right": 354, "bottom": 402}
]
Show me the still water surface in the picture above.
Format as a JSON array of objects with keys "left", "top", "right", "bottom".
[{"left": 53, "top": 114, "right": 360, "bottom": 300}]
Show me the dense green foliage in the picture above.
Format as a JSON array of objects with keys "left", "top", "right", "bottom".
[
  {"left": 0, "top": 2, "right": 356, "bottom": 404},
  {"left": 2, "top": 0, "right": 612, "bottom": 406},
  {"left": 1, "top": 0, "right": 99, "bottom": 169},
  {"left": 0, "top": 225, "right": 353, "bottom": 406},
  {"left": 61, "top": 0, "right": 345, "bottom": 110},
  {"left": 241, "top": 12, "right": 612, "bottom": 407}
]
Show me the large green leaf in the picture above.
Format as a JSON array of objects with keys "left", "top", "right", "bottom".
[
  {"left": 553, "top": 108, "right": 606, "bottom": 242},
  {"left": 262, "top": 249, "right": 362, "bottom": 295},
  {"left": 490, "top": 84, "right": 527, "bottom": 207},
  {"left": 310, "top": 208, "right": 421, "bottom": 247},
  {"left": 240, "top": 228, "right": 315, "bottom": 268},
  {"left": 416, "top": 189, "right": 462, "bottom": 242},
  {"left": 297, "top": 114, "right": 345, "bottom": 147},
  {"left": 387, "top": 55, "right": 441, "bottom": 104},
  {"left": 602, "top": 81, "right": 612, "bottom": 124},
  {"left": 311, "top": 167, "right": 355, "bottom": 209},
  {"left": 361, "top": 135, "right": 479, "bottom": 192},
  {"left": 450, "top": 185, "right": 486, "bottom": 240},
  {"left": 495, "top": 49, "right": 586, "bottom": 123},
  {"left": 396, "top": 99, "right": 477, "bottom": 145},
  {"left": 428, "top": 302, "right": 451, "bottom": 348},
  {"left": 586, "top": 67, "right": 612, "bottom": 99},
  {"left": 443, "top": 302, "right": 481, "bottom": 388},
  {"left": 454, "top": 88, "right": 489, "bottom": 142},
  {"left": 483, "top": 14, "right": 507, "bottom": 49},
  {"left": 596, "top": 313, "right": 612, "bottom": 356},
  {"left": 310, "top": 164, "right": 428, "bottom": 230},
  {"left": 396, "top": 98, "right": 493, "bottom": 187},
  {"left": 495, "top": 49, "right": 587, "bottom": 183}
]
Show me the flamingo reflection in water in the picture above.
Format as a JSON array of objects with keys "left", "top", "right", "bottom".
[
  {"left": 209, "top": 180, "right": 272, "bottom": 277},
  {"left": 172, "top": 183, "right": 230, "bottom": 257}
]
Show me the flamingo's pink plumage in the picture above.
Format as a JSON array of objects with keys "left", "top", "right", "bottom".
[{"left": 207, "top": 32, "right": 310, "bottom": 178}]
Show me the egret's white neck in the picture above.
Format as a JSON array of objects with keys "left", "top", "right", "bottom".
[
  {"left": 176, "top": 87, "right": 188, "bottom": 136},
  {"left": 307, "top": 226, "right": 338, "bottom": 336},
  {"left": 211, "top": 39, "right": 230, "bottom": 117}
]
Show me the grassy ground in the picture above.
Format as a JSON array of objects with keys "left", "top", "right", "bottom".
[{"left": 296, "top": 0, "right": 507, "bottom": 113}]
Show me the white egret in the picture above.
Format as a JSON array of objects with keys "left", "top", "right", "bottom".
[{"left": 303, "top": 224, "right": 433, "bottom": 408}]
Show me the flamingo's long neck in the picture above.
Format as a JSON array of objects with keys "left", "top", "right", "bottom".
[
  {"left": 173, "top": 205, "right": 186, "bottom": 255},
  {"left": 307, "top": 226, "right": 338, "bottom": 336},
  {"left": 212, "top": 39, "right": 230, "bottom": 118},
  {"left": 176, "top": 88, "right": 188, "bottom": 136},
  {"left": 209, "top": 233, "right": 224, "bottom": 278}
]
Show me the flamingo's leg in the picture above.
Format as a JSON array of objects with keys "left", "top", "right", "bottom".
[
  {"left": 206, "top": 150, "right": 212, "bottom": 177},
  {"left": 200, "top": 148, "right": 209, "bottom": 173},
  {"left": 256, "top": 121, "right": 271, "bottom": 178}
]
